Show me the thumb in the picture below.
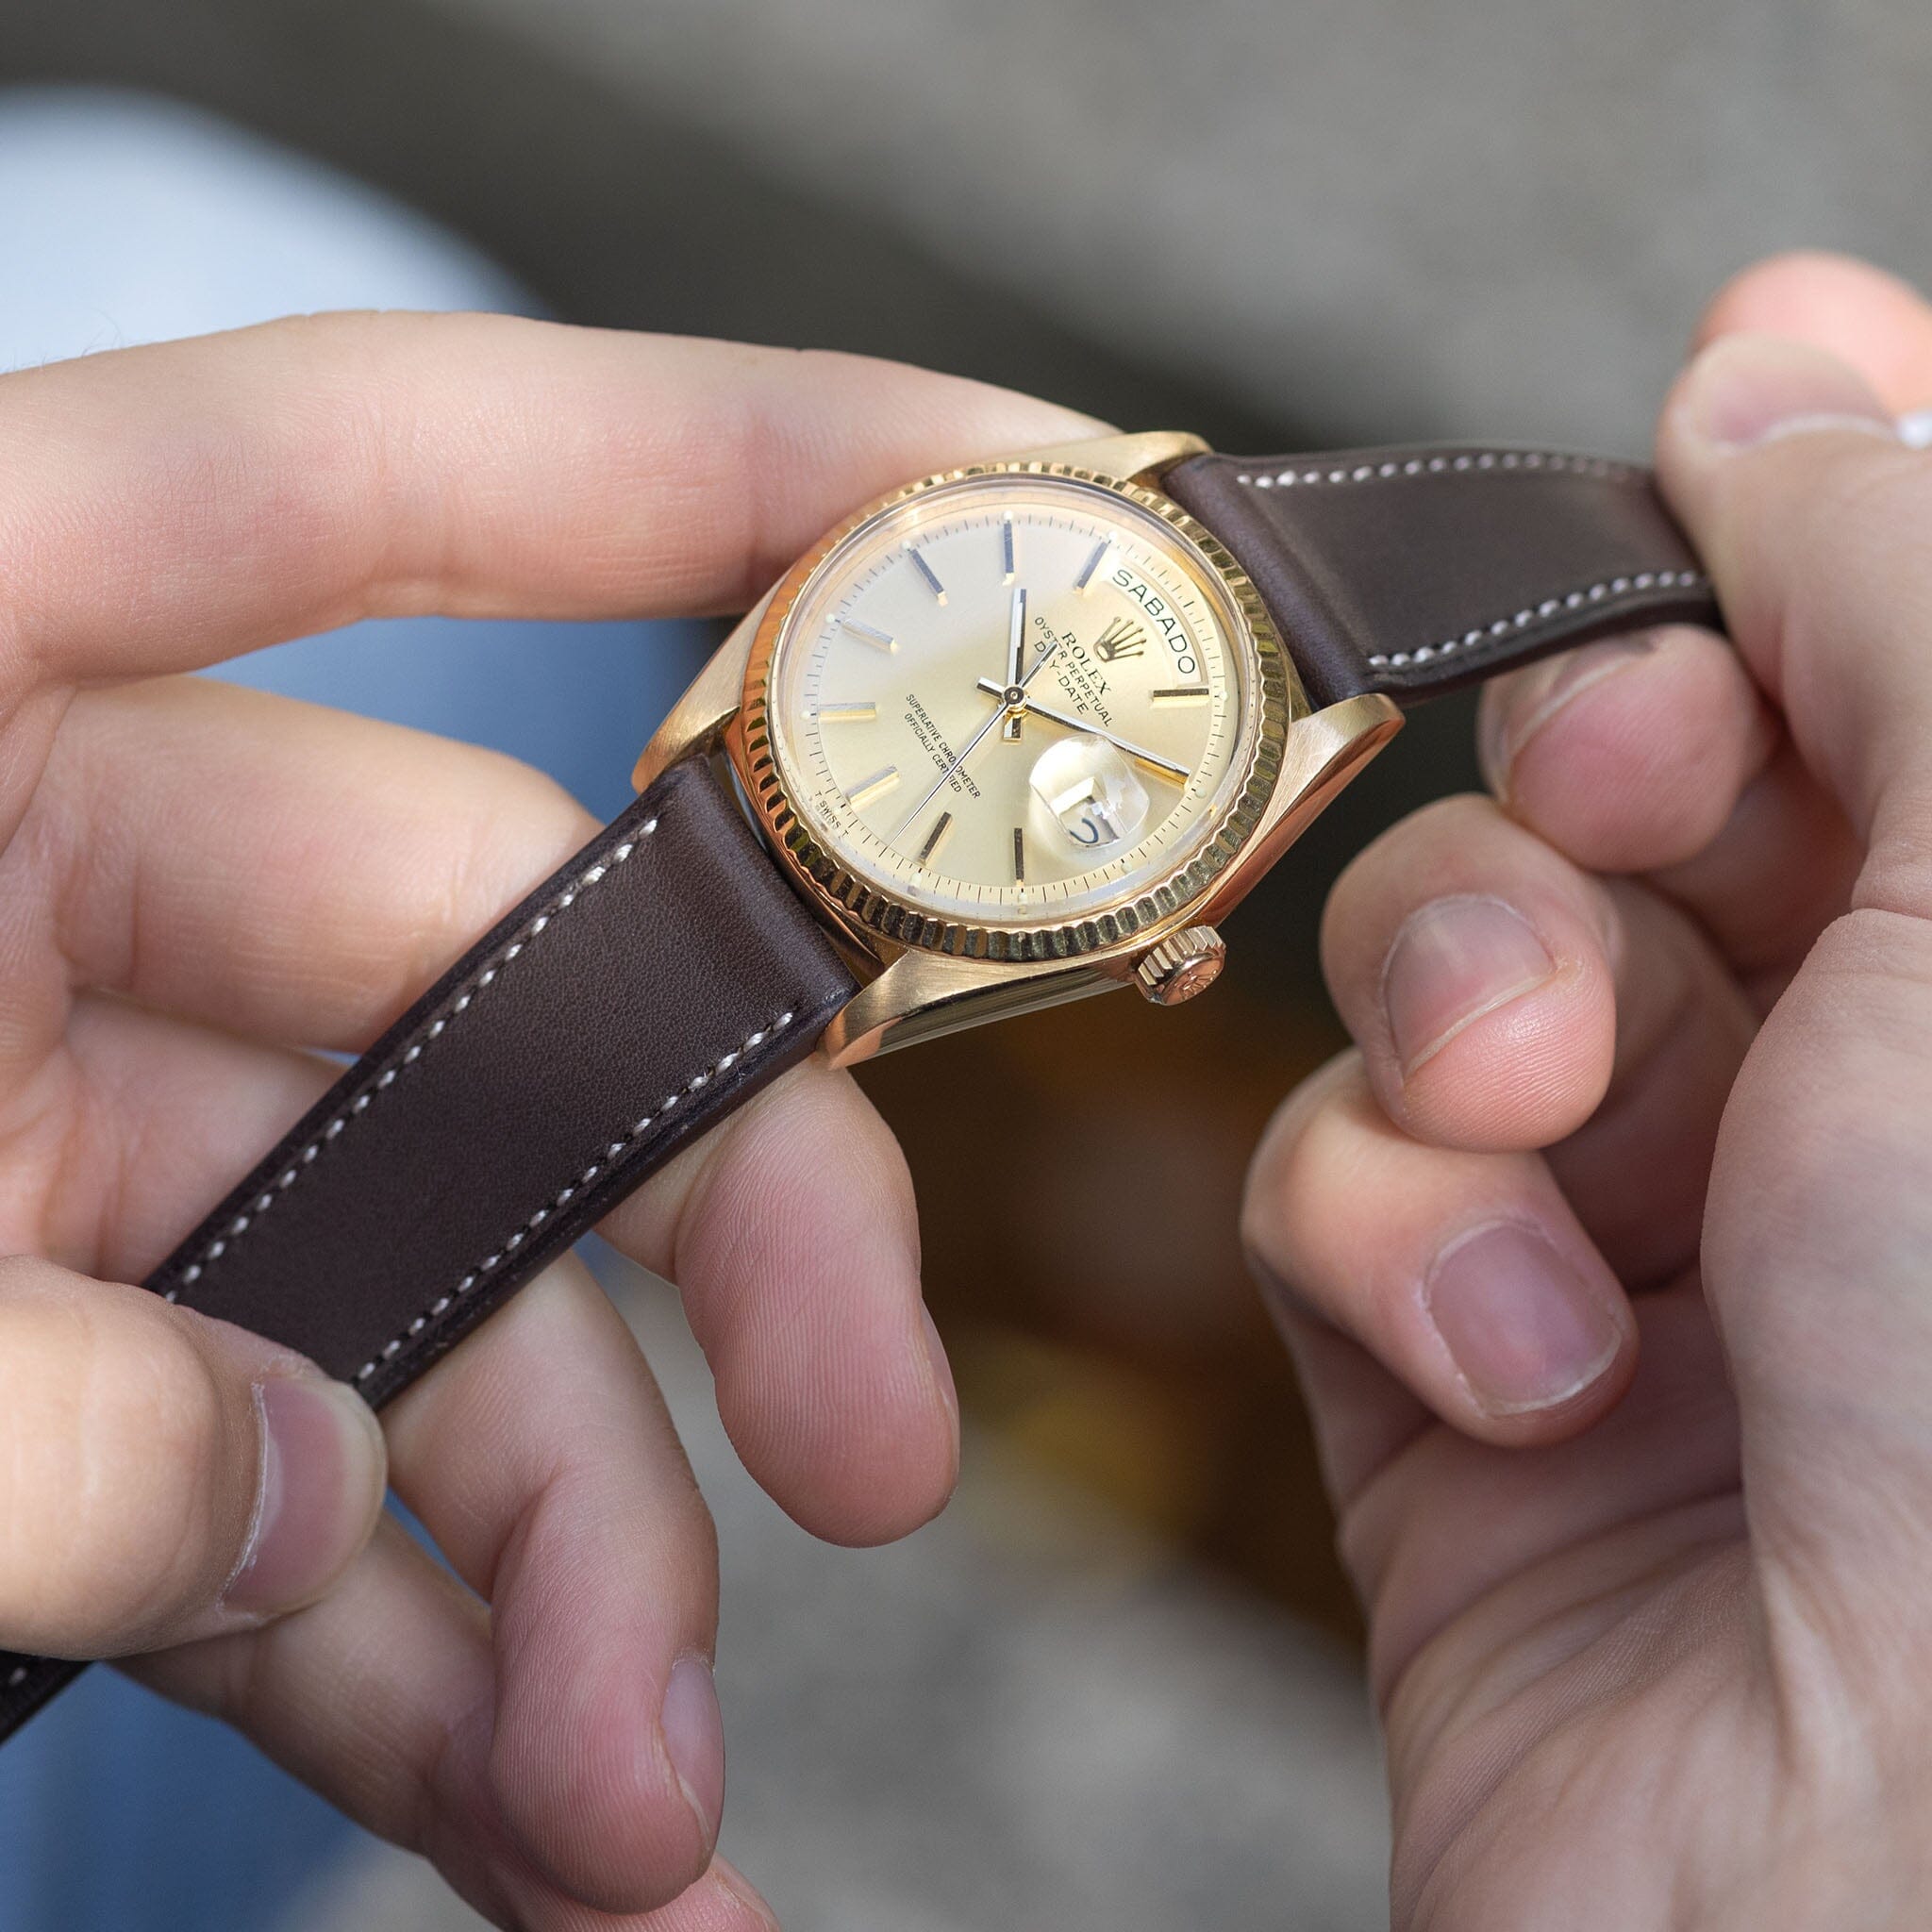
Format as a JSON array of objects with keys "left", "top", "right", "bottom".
[
  {"left": 1656, "top": 334, "right": 1932, "bottom": 1588},
  {"left": 0, "top": 1257, "right": 388, "bottom": 1658},
  {"left": 1657, "top": 330, "right": 1932, "bottom": 891}
]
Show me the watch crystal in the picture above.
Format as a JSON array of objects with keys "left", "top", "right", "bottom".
[{"left": 763, "top": 473, "right": 1267, "bottom": 935}]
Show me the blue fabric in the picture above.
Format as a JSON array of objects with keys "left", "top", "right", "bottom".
[
  {"left": 0, "top": 1670, "right": 355, "bottom": 1932},
  {"left": 0, "top": 87, "right": 709, "bottom": 1931},
  {"left": 0, "top": 85, "right": 526, "bottom": 364}
]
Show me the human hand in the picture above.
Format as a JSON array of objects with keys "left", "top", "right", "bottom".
[
  {"left": 1242, "top": 251, "right": 1932, "bottom": 1927},
  {"left": 0, "top": 315, "right": 1098, "bottom": 1929}
]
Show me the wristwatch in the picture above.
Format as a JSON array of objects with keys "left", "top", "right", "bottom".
[{"left": 0, "top": 428, "right": 1716, "bottom": 1740}]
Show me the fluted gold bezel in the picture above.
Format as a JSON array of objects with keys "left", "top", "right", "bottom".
[{"left": 730, "top": 460, "right": 1300, "bottom": 963}]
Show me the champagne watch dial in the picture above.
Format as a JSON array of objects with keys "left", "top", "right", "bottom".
[{"left": 762, "top": 473, "right": 1273, "bottom": 934}]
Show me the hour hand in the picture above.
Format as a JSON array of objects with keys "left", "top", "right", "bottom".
[{"left": 1002, "top": 584, "right": 1026, "bottom": 739}]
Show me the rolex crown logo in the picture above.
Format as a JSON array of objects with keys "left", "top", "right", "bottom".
[{"left": 1092, "top": 616, "right": 1146, "bottom": 662}]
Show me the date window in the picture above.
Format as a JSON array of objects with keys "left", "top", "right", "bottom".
[{"left": 1029, "top": 735, "right": 1149, "bottom": 850}]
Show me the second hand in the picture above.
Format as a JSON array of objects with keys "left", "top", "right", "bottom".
[{"left": 972, "top": 678, "right": 1191, "bottom": 782}]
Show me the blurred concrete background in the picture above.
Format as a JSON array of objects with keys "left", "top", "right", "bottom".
[
  {"left": 1, "top": 1, "right": 1926, "bottom": 1925},
  {"left": 11, "top": 0, "right": 1925, "bottom": 441}
]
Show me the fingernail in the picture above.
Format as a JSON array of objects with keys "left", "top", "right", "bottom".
[
  {"left": 1478, "top": 632, "right": 1659, "bottom": 799},
  {"left": 1424, "top": 1220, "right": 1623, "bottom": 1416},
  {"left": 224, "top": 1377, "right": 387, "bottom": 1614},
  {"left": 1382, "top": 895, "right": 1557, "bottom": 1074},
  {"left": 1680, "top": 335, "right": 1896, "bottom": 451},
  {"left": 661, "top": 1654, "right": 725, "bottom": 1849}
]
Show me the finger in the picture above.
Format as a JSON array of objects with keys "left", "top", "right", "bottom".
[
  {"left": 1318, "top": 796, "right": 1757, "bottom": 1284},
  {"left": 1694, "top": 250, "right": 1932, "bottom": 414},
  {"left": 133, "top": 1517, "right": 776, "bottom": 1932},
  {"left": 1657, "top": 332, "right": 1932, "bottom": 1574},
  {"left": 1347, "top": 1284, "right": 1739, "bottom": 1709},
  {"left": 1256, "top": 1142, "right": 1743, "bottom": 1710},
  {"left": 1478, "top": 258, "right": 1932, "bottom": 981},
  {"left": 602, "top": 1052, "right": 958, "bottom": 1546},
  {"left": 0, "top": 1256, "right": 384, "bottom": 1657},
  {"left": 74, "top": 1012, "right": 759, "bottom": 1917},
  {"left": 0, "top": 313, "right": 1104, "bottom": 703},
  {"left": 1477, "top": 625, "right": 1768, "bottom": 866},
  {"left": 1474, "top": 623, "right": 1860, "bottom": 988},
  {"left": 381, "top": 1253, "right": 724, "bottom": 1915},
  {"left": 1243, "top": 1054, "right": 1637, "bottom": 1446},
  {"left": 8, "top": 677, "right": 597, "bottom": 1058},
  {"left": 61, "top": 992, "right": 951, "bottom": 1558},
  {"left": 1320, "top": 793, "right": 1615, "bottom": 1154},
  {"left": 1657, "top": 335, "right": 1932, "bottom": 855}
]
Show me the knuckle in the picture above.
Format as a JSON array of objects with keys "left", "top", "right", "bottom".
[
  {"left": 0, "top": 1266, "right": 238, "bottom": 1652},
  {"left": 1715, "top": 909, "right": 1932, "bottom": 1276},
  {"left": 1761, "top": 441, "right": 1932, "bottom": 634}
]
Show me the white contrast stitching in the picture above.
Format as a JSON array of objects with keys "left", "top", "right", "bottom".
[
  {"left": 1365, "top": 569, "right": 1709, "bottom": 672},
  {"left": 161, "top": 814, "right": 663, "bottom": 1303},
  {"left": 351, "top": 1008, "right": 800, "bottom": 1384},
  {"left": 1231, "top": 449, "right": 1641, "bottom": 489}
]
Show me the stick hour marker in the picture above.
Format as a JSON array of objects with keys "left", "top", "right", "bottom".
[
  {"left": 908, "top": 546, "right": 947, "bottom": 604},
  {"left": 1150, "top": 686, "right": 1212, "bottom": 705},
  {"left": 916, "top": 811, "right": 955, "bottom": 865},
  {"left": 840, "top": 616, "right": 896, "bottom": 652},
  {"left": 847, "top": 765, "right": 901, "bottom": 810},
  {"left": 1012, "top": 826, "right": 1026, "bottom": 884},
  {"left": 1074, "top": 537, "right": 1112, "bottom": 594},
  {"left": 816, "top": 701, "right": 878, "bottom": 724},
  {"left": 1001, "top": 515, "right": 1016, "bottom": 584}
]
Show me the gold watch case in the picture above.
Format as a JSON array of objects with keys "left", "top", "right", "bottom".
[{"left": 630, "top": 430, "right": 1404, "bottom": 1066}]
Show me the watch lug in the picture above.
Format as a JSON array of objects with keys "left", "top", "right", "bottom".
[
  {"left": 820, "top": 949, "right": 1116, "bottom": 1066},
  {"left": 1008, "top": 429, "right": 1211, "bottom": 489},
  {"left": 1196, "top": 691, "right": 1405, "bottom": 924},
  {"left": 628, "top": 591, "right": 767, "bottom": 794}
]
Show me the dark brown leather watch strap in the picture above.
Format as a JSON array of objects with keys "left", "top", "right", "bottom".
[
  {"left": 0, "top": 754, "right": 856, "bottom": 1742},
  {"left": 1163, "top": 445, "right": 1720, "bottom": 708}
]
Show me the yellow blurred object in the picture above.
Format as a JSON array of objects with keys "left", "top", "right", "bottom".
[{"left": 951, "top": 1324, "right": 1219, "bottom": 1542}]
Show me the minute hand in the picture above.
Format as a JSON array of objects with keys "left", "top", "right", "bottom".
[{"left": 972, "top": 679, "right": 1191, "bottom": 781}]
